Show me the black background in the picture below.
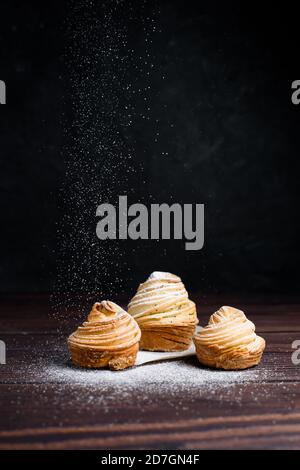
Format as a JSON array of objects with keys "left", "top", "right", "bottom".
[{"left": 0, "top": 0, "right": 300, "bottom": 299}]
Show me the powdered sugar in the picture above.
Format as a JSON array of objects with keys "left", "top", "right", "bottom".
[
  {"left": 37, "top": 340, "right": 270, "bottom": 393},
  {"left": 4, "top": 334, "right": 292, "bottom": 426}
]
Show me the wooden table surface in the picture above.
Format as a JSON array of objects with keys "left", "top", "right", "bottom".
[{"left": 0, "top": 294, "right": 300, "bottom": 450}]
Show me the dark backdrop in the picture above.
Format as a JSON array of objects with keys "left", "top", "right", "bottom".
[{"left": 1, "top": 0, "right": 300, "bottom": 299}]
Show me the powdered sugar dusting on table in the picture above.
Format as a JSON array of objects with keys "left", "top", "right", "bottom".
[
  {"left": 28, "top": 340, "right": 273, "bottom": 397},
  {"left": 4, "top": 335, "right": 293, "bottom": 426}
]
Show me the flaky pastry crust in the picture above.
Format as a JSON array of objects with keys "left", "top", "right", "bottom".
[
  {"left": 194, "top": 306, "right": 265, "bottom": 370},
  {"left": 128, "top": 271, "right": 198, "bottom": 351},
  {"left": 68, "top": 300, "right": 141, "bottom": 370}
]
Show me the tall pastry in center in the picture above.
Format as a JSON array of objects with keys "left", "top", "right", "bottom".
[{"left": 128, "top": 271, "right": 198, "bottom": 351}]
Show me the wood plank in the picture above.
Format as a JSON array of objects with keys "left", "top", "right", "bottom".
[
  {"left": 1, "top": 294, "right": 300, "bottom": 332},
  {"left": 1, "top": 331, "right": 299, "bottom": 384},
  {"left": 0, "top": 383, "right": 299, "bottom": 449},
  {"left": 1, "top": 330, "right": 299, "bottom": 353},
  {"left": 0, "top": 350, "right": 299, "bottom": 383},
  {"left": 1, "top": 379, "right": 300, "bottom": 428}
]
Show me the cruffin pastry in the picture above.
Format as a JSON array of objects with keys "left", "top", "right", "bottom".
[
  {"left": 128, "top": 271, "right": 198, "bottom": 351},
  {"left": 68, "top": 300, "right": 141, "bottom": 370},
  {"left": 194, "top": 305, "right": 265, "bottom": 370}
]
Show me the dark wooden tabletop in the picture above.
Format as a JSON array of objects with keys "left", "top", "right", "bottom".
[{"left": 0, "top": 294, "right": 300, "bottom": 450}]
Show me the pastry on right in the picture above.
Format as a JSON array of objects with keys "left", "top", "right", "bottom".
[{"left": 194, "top": 306, "right": 266, "bottom": 370}]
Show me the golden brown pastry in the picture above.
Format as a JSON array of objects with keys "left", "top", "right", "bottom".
[
  {"left": 68, "top": 300, "right": 141, "bottom": 370},
  {"left": 128, "top": 271, "right": 198, "bottom": 352},
  {"left": 194, "top": 306, "right": 265, "bottom": 370}
]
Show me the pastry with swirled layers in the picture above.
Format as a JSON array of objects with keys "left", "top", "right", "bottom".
[
  {"left": 194, "top": 306, "right": 266, "bottom": 370},
  {"left": 128, "top": 271, "right": 198, "bottom": 351},
  {"left": 68, "top": 301, "right": 141, "bottom": 370}
]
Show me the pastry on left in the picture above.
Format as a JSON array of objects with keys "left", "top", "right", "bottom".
[{"left": 68, "top": 300, "right": 141, "bottom": 370}]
